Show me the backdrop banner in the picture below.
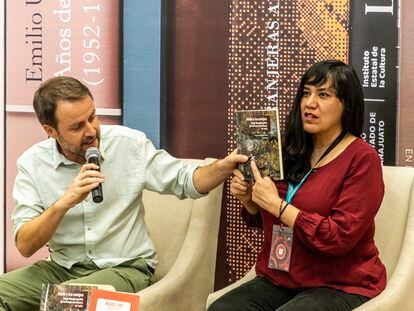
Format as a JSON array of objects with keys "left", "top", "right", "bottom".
[
  {"left": 220, "top": 0, "right": 351, "bottom": 286},
  {"left": 5, "top": 0, "right": 120, "bottom": 271},
  {"left": 349, "top": 0, "right": 399, "bottom": 166},
  {"left": 398, "top": 0, "right": 414, "bottom": 167},
  {"left": 6, "top": 0, "right": 120, "bottom": 109}
]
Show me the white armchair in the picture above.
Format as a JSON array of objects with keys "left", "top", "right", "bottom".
[
  {"left": 206, "top": 166, "right": 414, "bottom": 310},
  {"left": 137, "top": 158, "right": 224, "bottom": 311}
]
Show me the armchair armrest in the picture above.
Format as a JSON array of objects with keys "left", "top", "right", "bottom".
[
  {"left": 355, "top": 184, "right": 414, "bottom": 311},
  {"left": 206, "top": 265, "right": 256, "bottom": 309},
  {"left": 138, "top": 173, "right": 224, "bottom": 311}
]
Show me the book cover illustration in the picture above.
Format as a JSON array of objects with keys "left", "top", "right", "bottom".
[
  {"left": 39, "top": 284, "right": 97, "bottom": 311},
  {"left": 235, "top": 109, "right": 284, "bottom": 180}
]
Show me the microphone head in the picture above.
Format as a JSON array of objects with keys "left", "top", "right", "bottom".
[{"left": 85, "top": 147, "right": 100, "bottom": 160}]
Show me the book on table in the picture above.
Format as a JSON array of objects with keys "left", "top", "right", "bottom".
[
  {"left": 39, "top": 283, "right": 115, "bottom": 311},
  {"left": 235, "top": 108, "right": 284, "bottom": 181},
  {"left": 89, "top": 288, "right": 140, "bottom": 311}
]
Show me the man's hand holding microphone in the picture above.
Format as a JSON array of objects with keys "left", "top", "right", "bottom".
[{"left": 57, "top": 147, "right": 104, "bottom": 211}]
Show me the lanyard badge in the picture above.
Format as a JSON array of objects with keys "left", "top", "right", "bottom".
[
  {"left": 268, "top": 224, "right": 293, "bottom": 271},
  {"left": 267, "top": 172, "right": 307, "bottom": 272}
]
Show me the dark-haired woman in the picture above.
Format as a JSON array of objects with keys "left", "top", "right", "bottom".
[{"left": 209, "top": 60, "right": 386, "bottom": 311}]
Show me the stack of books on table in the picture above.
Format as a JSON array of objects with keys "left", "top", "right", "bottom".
[{"left": 39, "top": 283, "right": 140, "bottom": 310}]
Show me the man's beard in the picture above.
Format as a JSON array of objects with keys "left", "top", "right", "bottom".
[{"left": 57, "top": 132, "right": 100, "bottom": 161}]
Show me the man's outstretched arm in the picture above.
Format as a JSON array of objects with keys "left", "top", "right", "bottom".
[{"left": 192, "top": 150, "right": 248, "bottom": 194}]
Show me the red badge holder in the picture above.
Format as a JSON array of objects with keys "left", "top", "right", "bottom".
[{"left": 268, "top": 224, "right": 293, "bottom": 272}]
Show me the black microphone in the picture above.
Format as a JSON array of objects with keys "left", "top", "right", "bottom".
[{"left": 85, "top": 147, "right": 103, "bottom": 203}]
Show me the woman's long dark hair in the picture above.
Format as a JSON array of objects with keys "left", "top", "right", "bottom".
[{"left": 283, "top": 60, "right": 365, "bottom": 183}]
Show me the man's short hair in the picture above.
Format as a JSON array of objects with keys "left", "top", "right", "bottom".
[{"left": 33, "top": 76, "right": 93, "bottom": 128}]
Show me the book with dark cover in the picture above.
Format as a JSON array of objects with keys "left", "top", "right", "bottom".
[
  {"left": 235, "top": 109, "right": 284, "bottom": 181},
  {"left": 39, "top": 284, "right": 97, "bottom": 311}
]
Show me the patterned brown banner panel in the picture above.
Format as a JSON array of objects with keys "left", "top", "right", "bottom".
[{"left": 224, "top": 0, "right": 349, "bottom": 284}]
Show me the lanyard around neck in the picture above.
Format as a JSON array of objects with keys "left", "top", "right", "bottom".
[{"left": 286, "top": 131, "right": 347, "bottom": 203}]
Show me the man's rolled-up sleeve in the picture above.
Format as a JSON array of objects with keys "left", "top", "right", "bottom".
[
  {"left": 12, "top": 162, "right": 45, "bottom": 243},
  {"left": 142, "top": 137, "right": 204, "bottom": 199}
]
